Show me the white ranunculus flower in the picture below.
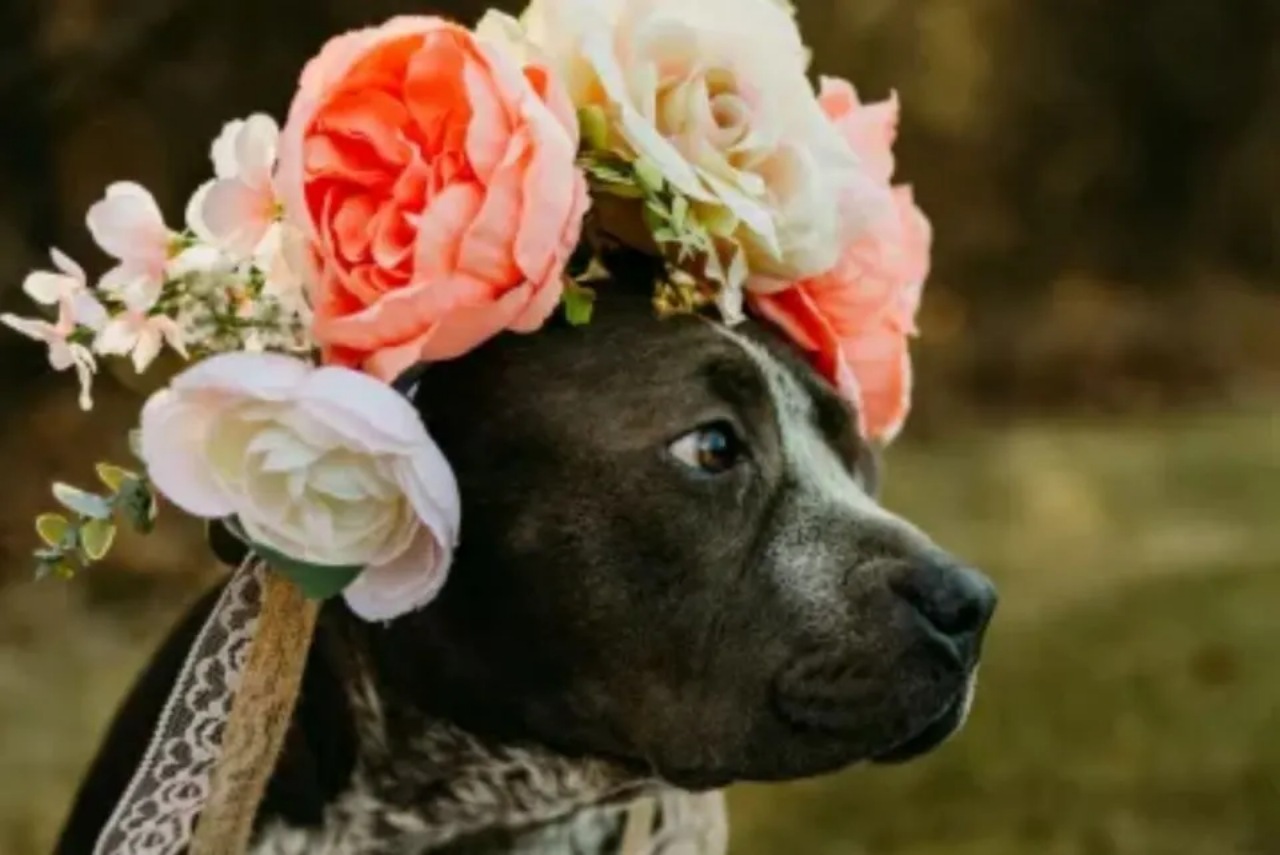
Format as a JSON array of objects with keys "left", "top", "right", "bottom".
[
  {"left": 139, "top": 352, "right": 460, "bottom": 621},
  {"left": 483, "top": 0, "right": 890, "bottom": 291}
]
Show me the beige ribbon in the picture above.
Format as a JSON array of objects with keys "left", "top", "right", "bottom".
[{"left": 189, "top": 571, "right": 319, "bottom": 855}]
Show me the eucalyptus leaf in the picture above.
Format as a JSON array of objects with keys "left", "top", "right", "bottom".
[
  {"left": 36, "top": 513, "right": 70, "bottom": 547},
  {"left": 81, "top": 519, "right": 118, "bottom": 561},
  {"left": 96, "top": 463, "right": 134, "bottom": 493},
  {"left": 118, "top": 479, "right": 158, "bottom": 534},
  {"left": 52, "top": 483, "right": 112, "bottom": 520}
]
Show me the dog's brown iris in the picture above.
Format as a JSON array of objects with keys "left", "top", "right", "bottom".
[{"left": 669, "top": 422, "right": 744, "bottom": 475}]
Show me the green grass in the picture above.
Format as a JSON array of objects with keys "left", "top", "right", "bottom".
[
  {"left": 0, "top": 408, "right": 1276, "bottom": 854},
  {"left": 731, "top": 407, "right": 1280, "bottom": 855},
  {"left": 731, "top": 567, "right": 1280, "bottom": 855}
]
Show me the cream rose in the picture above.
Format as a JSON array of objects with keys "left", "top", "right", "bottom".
[
  {"left": 485, "top": 0, "right": 889, "bottom": 291},
  {"left": 139, "top": 352, "right": 460, "bottom": 621}
]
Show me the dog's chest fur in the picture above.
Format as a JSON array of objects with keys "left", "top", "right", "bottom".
[
  {"left": 252, "top": 789, "right": 726, "bottom": 855},
  {"left": 250, "top": 659, "right": 726, "bottom": 854}
]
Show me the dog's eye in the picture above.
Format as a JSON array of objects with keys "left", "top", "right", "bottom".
[{"left": 668, "top": 422, "right": 745, "bottom": 475}]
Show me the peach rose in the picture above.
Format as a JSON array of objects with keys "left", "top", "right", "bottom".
[
  {"left": 494, "top": 0, "right": 888, "bottom": 294},
  {"left": 276, "top": 16, "right": 589, "bottom": 381},
  {"left": 751, "top": 78, "right": 931, "bottom": 443}
]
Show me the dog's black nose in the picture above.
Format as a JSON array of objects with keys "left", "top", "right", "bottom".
[{"left": 891, "top": 560, "right": 997, "bottom": 661}]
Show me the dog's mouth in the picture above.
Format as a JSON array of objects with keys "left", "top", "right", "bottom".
[{"left": 871, "top": 670, "right": 978, "bottom": 764}]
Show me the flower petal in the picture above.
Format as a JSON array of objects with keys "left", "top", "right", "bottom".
[
  {"left": 397, "top": 438, "right": 461, "bottom": 539},
  {"left": 1, "top": 313, "right": 56, "bottom": 345},
  {"left": 295, "top": 365, "right": 434, "bottom": 452},
  {"left": 342, "top": 525, "right": 452, "bottom": 622},
  {"left": 86, "top": 182, "right": 169, "bottom": 263},
  {"left": 234, "top": 114, "right": 281, "bottom": 189},
  {"left": 22, "top": 271, "right": 73, "bottom": 306},
  {"left": 211, "top": 119, "right": 247, "bottom": 179},
  {"left": 171, "top": 352, "right": 312, "bottom": 401},
  {"left": 139, "top": 390, "right": 237, "bottom": 518},
  {"left": 202, "top": 178, "right": 274, "bottom": 258}
]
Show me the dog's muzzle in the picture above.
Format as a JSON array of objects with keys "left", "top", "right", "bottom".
[{"left": 771, "top": 559, "right": 997, "bottom": 760}]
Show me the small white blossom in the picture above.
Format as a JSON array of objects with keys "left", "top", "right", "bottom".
[
  {"left": 187, "top": 115, "right": 282, "bottom": 260},
  {"left": 95, "top": 311, "right": 188, "bottom": 374},
  {"left": 87, "top": 182, "right": 175, "bottom": 304},
  {"left": 22, "top": 248, "right": 108, "bottom": 331},
  {"left": 2, "top": 297, "right": 98, "bottom": 410}
]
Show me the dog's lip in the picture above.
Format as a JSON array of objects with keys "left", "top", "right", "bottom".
[{"left": 870, "top": 671, "right": 977, "bottom": 764}]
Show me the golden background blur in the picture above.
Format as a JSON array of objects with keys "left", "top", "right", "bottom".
[{"left": 0, "top": 0, "right": 1277, "bottom": 853}]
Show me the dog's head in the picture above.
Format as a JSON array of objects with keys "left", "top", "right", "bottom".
[{"left": 371, "top": 278, "right": 996, "bottom": 791}]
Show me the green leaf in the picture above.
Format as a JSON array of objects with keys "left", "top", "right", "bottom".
[
  {"left": 80, "top": 519, "right": 118, "bottom": 561},
  {"left": 36, "top": 513, "right": 70, "bottom": 547},
  {"left": 634, "top": 158, "right": 665, "bottom": 196},
  {"left": 642, "top": 201, "right": 670, "bottom": 236},
  {"left": 582, "top": 159, "right": 646, "bottom": 199},
  {"left": 52, "top": 483, "right": 112, "bottom": 520},
  {"left": 671, "top": 195, "right": 690, "bottom": 231},
  {"left": 222, "top": 517, "right": 362, "bottom": 600},
  {"left": 36, "top": 558, "right": 75, "bottom": 581},
  {"left": 580, "top": 155, "right": 631, "bottom": 183},
  {"left": 577, "top": 105, "right": 611, "bottom": 152},
  {"left": 118, "top": 478, "right": 158, "bottom": 534},
  {"left": 562, "top": 281, "right": 597, "bottom": 327},
  {"left": 255, "top": 542, "right": 363, "bottom": 600},
  {"left": 96, "top": 463, "right": 135, "bottom": 493},
  {"left": 593, "top": 181, "right": 646, "bottom": 200}
]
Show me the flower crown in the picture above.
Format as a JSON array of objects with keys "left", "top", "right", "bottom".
[{"left": 5, "top": 0, "right": 929, "bottom": 623}]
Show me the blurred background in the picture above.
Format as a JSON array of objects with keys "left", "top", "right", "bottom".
[{"left": 0, "top": 0, "right": 1277, "bottom": 853}]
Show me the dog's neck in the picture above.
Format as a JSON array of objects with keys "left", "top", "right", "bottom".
[
  {"left": 252, "top": 610, "right": 661, "bottom": 854},
  {"left": 344, "top": 653, "right": 652, "bottom": 850}
]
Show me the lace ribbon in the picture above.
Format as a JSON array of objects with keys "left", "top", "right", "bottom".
[{"left": 93, "top": 559, "right": 265, "bottom": 855}]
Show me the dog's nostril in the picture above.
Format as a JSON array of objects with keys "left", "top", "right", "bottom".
[{"left": 891, "top": 561, "right": 998, "bottom": 647}]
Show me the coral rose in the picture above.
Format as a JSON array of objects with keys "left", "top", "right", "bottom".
[
  {"left": 751, "top": 78, "right": 931, "bottom": 443},
  {"left": 276, "top": 16, "right": 589, "bottom": 381}
]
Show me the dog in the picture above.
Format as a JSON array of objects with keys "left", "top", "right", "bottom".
[{"left": 55, "top": 258, "right": 996, "bottom": 854}]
